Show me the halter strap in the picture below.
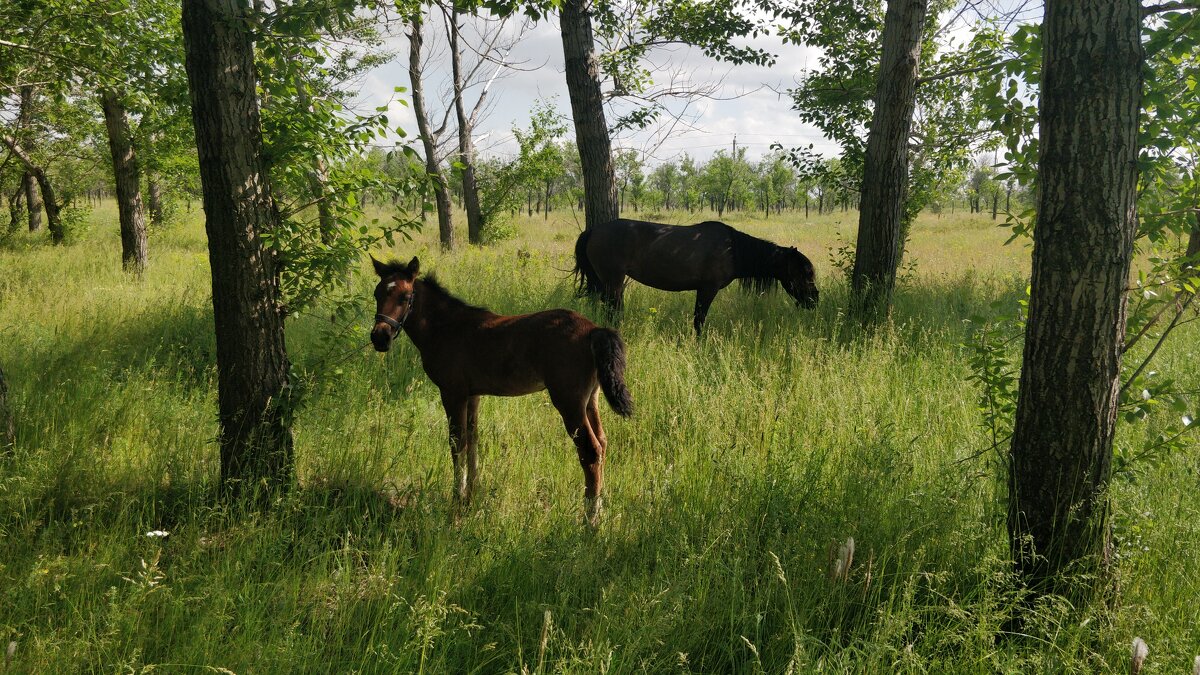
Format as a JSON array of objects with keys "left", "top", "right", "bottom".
[
  {"left": 375, "top": 289, "right": 415, "bottom": 331},
  {"left": 374, "top": 313, "right": 404, "bottom": 331}
]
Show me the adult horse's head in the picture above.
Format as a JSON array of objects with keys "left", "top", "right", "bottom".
[
  {"left": 370, "top": 255, "right": 420, "bottom": 352},
  {"left": 777, "top": 247, "right": 819, "bottom": 309}
]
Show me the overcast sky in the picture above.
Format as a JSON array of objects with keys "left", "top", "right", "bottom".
[{"left": 353, "top": 13, "right": 839, "bottom": 167}]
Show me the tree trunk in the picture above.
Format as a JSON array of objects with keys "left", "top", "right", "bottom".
[
  {"left": 147, "top": 174, "right": 165, "bottom": 227},
  {"left": 18, "top": 86, "right": 43, "bottom": 233},
  {"left": 100, "top": 89, "right": 149, "bottom": 275},
  {"left": 850, "top": 0, "right": 927, "bottom": 321},
  {"left": 560, "top": 0, "right": 619, "bottom": 230},
  {"left": 182, "top": 0, "right": 294, "bottom": 493},
  {"left": 447, "top": 6, "right": 485, "bottom": 244},
  {"left": 991, "top": 191, "right": 999, "bottom": 220},
  {"left": 2, "top": 136, "right": 65, "bottom": 243},
  {"left": 1008, "top": 0, "right": 1141, "bottom": 594},
  {"left": 0, "top": 364, "right": 12, "bottom": 454},
  {"left": 408, "top": 14, "right": 455, "bottom": 250}
]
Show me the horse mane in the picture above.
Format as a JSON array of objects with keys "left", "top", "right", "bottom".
[
  {"left": 418, "top": 274, "right": 489, "bottom": 314},
  {"left": 723, "top": 224, "right": 782, "bottom": 293}
]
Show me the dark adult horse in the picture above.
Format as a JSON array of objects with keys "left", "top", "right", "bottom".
[
  {"left": 573, "top": 218, "right": 819, "bottom": 334},
  {"left": 370, "top": 256, "right": 633, "bottom": 527}
]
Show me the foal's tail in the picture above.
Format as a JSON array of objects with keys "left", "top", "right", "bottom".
[
  {"left": 589, "top": 328, "right": 633, "bottom": 417},
  {"left": 573, "top": 230, "right": 604, "bottom": 298}
]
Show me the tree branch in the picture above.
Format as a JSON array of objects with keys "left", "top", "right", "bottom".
[
  {"left": 916, "top": 60, "right": 1006, "bottom": 86},
  {"left": 1142, "top": 2, "right": 1199, "bottom": 15}
]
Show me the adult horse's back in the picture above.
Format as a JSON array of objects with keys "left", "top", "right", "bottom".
[{"left": 574, "top": 218, "right": 819, "bottom": 334}]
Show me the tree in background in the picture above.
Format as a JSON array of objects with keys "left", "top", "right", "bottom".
[
  {"left": 182, "top": 0, "right": 294, "bottom": 493},
  {"left": 559, "top": 0, "right": 619, "bottom": 230},
  {"left": 849, "top": 0, "right": 928, "bottom": 320},
  {"left": 1007, "top": 0, "right": 1142, "bottom": 594},
  {"left": 406, "top": 9, "right": 456, "bottom": 249}
]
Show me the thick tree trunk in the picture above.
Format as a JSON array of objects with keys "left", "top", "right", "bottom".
[
  {"left": 560, "top": 0, "right": 619, "bottom": 230},
  {"left": 100, "top": 89, "right": 149, "bottom": 275},
  {"left": 2, "top": 136, "right": 65, "bottom": 243},
  {"left": 447, "top": 6, "right": 485, "bottom": 244},
  {"left": 182, "top": 0, "right": 294, "bottom": 493},
  {"left": 1008, "top": 0, "right": 1141, "bottom": 594},
  {"left": 850, "top": 0, "right": 927, "bottom": 321},
  {"left": 408, "top": 14, "right": 455, "bottom": 250}
]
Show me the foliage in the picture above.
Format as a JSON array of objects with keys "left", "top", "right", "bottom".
[
  {"left": 3, "top": 206, "right": 1199, "bottom": 671},
  {"left": 774, "top": 0, "right": 1006, "bottom": 243},
  {"left": 253, "top": 1, "right": 426, "bottom": 310}
]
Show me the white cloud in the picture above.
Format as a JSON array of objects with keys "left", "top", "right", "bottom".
[{"left": 354, "top": 15, "right": 836, "bottom": 165}]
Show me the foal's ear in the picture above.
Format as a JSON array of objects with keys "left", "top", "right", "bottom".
[
  {"left": 370, "top": 255, "right": 388, "bottom": 277},
  {"left": 407, "top": 256, "right": 420, "bottom": 276}
]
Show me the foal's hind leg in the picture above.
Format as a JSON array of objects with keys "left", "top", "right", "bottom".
[
  {"left": 551, "top": 390, "right": 606, "bottom": 528},
  {"left": 465, "top": 395, "right": 481, "bottom": 499}
]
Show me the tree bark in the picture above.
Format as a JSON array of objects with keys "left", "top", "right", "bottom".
[
  {"left": 18, "top": 86, "right": 44, "bottom": 233},
  {"left": 182, "top": 0, "right": 294, "bottom": 493},
  {"left": 560, "top": 0, "right": 619, "bottom": 230},
  {"left": 100, "top": 89, "right": 149, "bottom": 275},
  {"left": 850, "top": 0, "right": 927, "bottom": 321},
  {"left": 147, "top": 174, "right": 165, "bottom": 227},
  {"left": 1008, "top": 0, "right": 1142, "bottom": 594},
  {"left": 2, "top": 135, "right": 65, "bottom": 243},
  {"left": 408, "top": 13, "right": 455, "bottom": 250},
  {"left": 0, "top": 364, "right": 13, "bottom": 454},
  {"left": 447, "top": 6, "right": 485, "bottom": 244}
]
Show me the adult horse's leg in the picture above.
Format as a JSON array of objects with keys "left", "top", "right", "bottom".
[
  {"left": 465, "top": 395, "right": 481, "bottom": 499},
  {"left": 551, "top": 389, "right": 606, "bottom": 528},
  {"left": 441, "top": 392, "right": 471, "bottom": 505},
  {"left": 599, "top": 277, "right": 625, "bottom": 326},
  {"left": 693, "top": 287, "right": 719, "bottom": 336}
]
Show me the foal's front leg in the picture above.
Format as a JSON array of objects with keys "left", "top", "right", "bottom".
[{"left": 441, "top": 392, "right": 471, "bottom": 505}]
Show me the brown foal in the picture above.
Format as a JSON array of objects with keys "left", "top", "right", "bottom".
[{"left": 370, "top": 256, "right": 633, "bottom": 526}]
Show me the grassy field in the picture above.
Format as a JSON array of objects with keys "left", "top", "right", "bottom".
[{"left": 1, "top": 203, "right": 1198, "bottom": 673}]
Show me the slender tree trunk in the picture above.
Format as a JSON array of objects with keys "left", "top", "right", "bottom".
[
  {"left": 991, "top": 191, "right": 999, "bottom": 220},
  {"left": 850, "top": 0, "right": 928, "bottom": 321},
  {"left": 561, "top": 0, "right": 619, "bottom": 230},
  {"left": 447, "top": 6, "right": 485, "bottom": 244},
  {"left": 21, "top": 173, "right": 42, "bottom": 232},
  {"left": 1185, "top": 210, "right": 1200, "bottom": 262},
  {"left": 182, "top": 0, "right": 294, "bottom": 493},
  {"left": 0, "top": 364, "right": 12, "bottom": 454},
  {"left": 17, "top": 86, "right": 43, "bottom": 233},
  {"left": 7, "top": 186, "right": 22, "bottom": 233},
  {"left": 100, "top": 89, "right": 149, "bottom": 275},
  {"left": 2, "top": 136, "right": 65, "bottom": 243},
  {"left": 147, "top": 175, "right": 165, "bottom": 227},
  {"left": 1008, "top": 0, "right": 1141, "bottom": 594},
  {"left": 408, "top": 13, "right": 454, "bottom": 250}
]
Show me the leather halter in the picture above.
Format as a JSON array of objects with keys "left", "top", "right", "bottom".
[{"left": 375, "top": 291, "right": 414, "bottom": 332}]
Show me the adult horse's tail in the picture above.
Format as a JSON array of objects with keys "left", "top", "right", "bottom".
[
  {"left": 573, "top": 230, "right": 604, "bottom": 298},
  {"left": 589, "top": 328, "right": 633, "bottom": 417}
]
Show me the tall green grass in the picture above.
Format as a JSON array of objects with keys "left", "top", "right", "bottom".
[{"left": 0, "top": 204, "right": 1196, "bottom": 672}]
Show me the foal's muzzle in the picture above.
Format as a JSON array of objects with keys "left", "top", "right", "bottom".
[{"left": 371, "top": 313, "right": 403, "bottom": 352}]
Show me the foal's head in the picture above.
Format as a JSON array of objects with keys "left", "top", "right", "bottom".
[
  {"left": 777, "top": 247, "right": 819, "bottom": 309},
  {"left": 370, "top": 255, "right": 420, "bottom": 352}
]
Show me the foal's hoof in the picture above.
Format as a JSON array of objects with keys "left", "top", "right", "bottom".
[{"left": 583, "top": 495, "right": 603, "bottom": 529}]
